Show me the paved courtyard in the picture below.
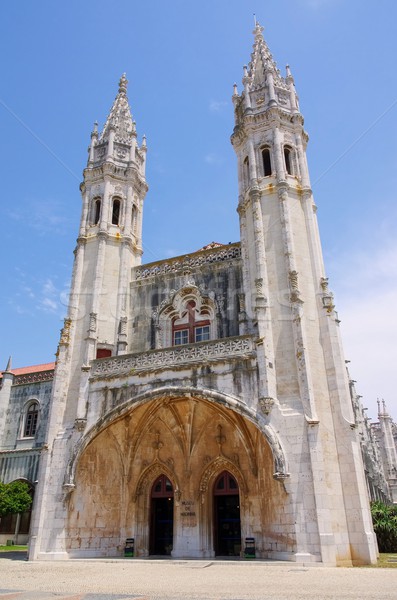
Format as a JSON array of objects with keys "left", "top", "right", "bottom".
[{"left": 0, "top": 556, "right": 396, "bottom": 600}]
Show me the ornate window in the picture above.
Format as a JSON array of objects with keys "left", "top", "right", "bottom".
[
  {"left": 24, "top": 402, "right": 39, "bottom": 437},
  {"left": 156, "top": 286, "right": 216, "bottom": 349},
  {"left": 284, "top": 146, "right": 293, "bottom": 175},
  {"left": 172, "top": 300, "right": 210, "bottom": 346},
  {"left": 112, "top": 198, "right": 121, "bottom": 225},
  {"left": 261, "top": 147, "right": 272, "bottom": 177},
  {"left": 172, "top": 300, "right": 211, "bottom": 346}
]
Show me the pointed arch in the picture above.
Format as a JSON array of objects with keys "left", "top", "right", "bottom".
[
  {"left": 284, "top": 146, "right": 293, "bottom": 176},
  {"left": 92, "top": 197, "right": 101, "bottom": 225},
  {"left": 261, "top": 146, "right": 272, "bottom": 177},
  {"left": 198, "top": 456, "right": 248, "bottom": 500},
  {"left": 65, "top": 386, "right": 289, "bottom": 490},
  {"left": 133, "top": 461, "right": 180, "bottom": 503},
  {"left": 112, "top": 197, "right": 121, "bottom": 225}
]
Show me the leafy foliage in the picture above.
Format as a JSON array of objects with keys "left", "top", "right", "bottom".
[
  {"left": 0, "top": 481, "right": 32, "bottom": 517},
  {"left": 371, "top": 501, "right": 397, "bottom": 553}
]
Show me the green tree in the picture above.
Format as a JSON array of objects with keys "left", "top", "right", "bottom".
[
  {"left": 371, "top": 500, "right": 397, "bottom": 552},
  {"left": 0, "top": 480, "right": 32, "bottom": 517}
]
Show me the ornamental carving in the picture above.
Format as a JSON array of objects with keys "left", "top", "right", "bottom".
[
  {"left": 60, "top": 318, "right": 72, "bottom": 345},
  {"left": 91, "top": 335, "right": 255, "bottom": 380},
  {"left": 14, "top": 370, "right": 54, "bottom": 385},
  {"left": 134, "top": 245, "right": 241, "bottom": 281},
  {"left": 88, "top": 312, "right": 97, "bottom": 333},
  {"left": 288, "top": 270, "right": 301, "bottom": 303},
  {"left": 259, "top": 397, "right": 275, "bottom": 416}
]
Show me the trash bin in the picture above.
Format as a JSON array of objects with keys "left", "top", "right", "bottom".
[
  {"left": 244, "top": 537, "right": 255, "bottom": 558},
  {"left": 124, "top": 538, "right": 134, "bottom": 557}
]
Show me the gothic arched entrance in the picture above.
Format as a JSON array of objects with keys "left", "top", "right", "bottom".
[
  {"left": 213, "top": 471, "right": 241, "bottom": 556},
  {"left": 149, "top": 474, "right": 174, "bottom": 555}
]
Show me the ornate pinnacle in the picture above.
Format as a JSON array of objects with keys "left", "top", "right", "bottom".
[
  {"left": 119, "top": 73, "right": 128, "bottom": 95},
  {"left": 253, "top": 21, "right": 264, "bottom": 38}
]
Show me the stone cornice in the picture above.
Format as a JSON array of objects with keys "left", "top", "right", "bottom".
[
  {"left": 0, "top": 447, "right": 44, "bottom": 455},
  {"left": 83, "top": 163, "right": 148, "bottom": 193},
  {"left": 231, "top": 107, "right": 305, "bottom": 147}
]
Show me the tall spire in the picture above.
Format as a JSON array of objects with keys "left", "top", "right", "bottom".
[
  {"left": 249, "top": 21, "right": 280, "bottom": 83},
  {"left": 87, "top": 73, "right": 147, "bottom": 170},
  {"left": 233, "top": 22, "right": 299, "bottom": 115},
  {"left": 100, "top": 73, "right": 136, "bottom": 145}
]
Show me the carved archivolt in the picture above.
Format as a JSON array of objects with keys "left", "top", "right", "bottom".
[
  {"left": 65, "top": 386, "right": 289, "bottom": 489},
  {"left": 133, "top": 461, "right": 180, "bottom": 503},
  {"left": 198, "top": 456, "right": 248, "bottom": 500}
]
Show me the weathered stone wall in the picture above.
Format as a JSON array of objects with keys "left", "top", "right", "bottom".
[
  {"left": 1, "top": 379, "right": 52, "bottom": 451},
  {"left": 129, "top": 245, "right": 243, "bottom": 354}
]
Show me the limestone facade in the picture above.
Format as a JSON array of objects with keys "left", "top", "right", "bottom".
[{"left": 1, "top": 24, "right": 397, "bottom": 563}]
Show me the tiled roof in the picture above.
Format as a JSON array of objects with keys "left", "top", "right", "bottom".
[{"left": 1, "top": 362, "right": 55, "bottom": 377}]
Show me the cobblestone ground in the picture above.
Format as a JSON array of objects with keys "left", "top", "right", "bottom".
[{"left": 0, "top": 557, "right": 396, "bottom": 600}]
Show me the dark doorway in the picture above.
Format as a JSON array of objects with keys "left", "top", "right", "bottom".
[
  {"left": 149, "top": 474, "right": 174, "bottom": 555},
  {"left": 213, "top": 471, "right": 241, "bottom": 556}
]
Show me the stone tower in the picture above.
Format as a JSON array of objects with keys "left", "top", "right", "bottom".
[
  {"left": 28, "top": 26, "right": 378, "bottom": 565},
  {"left": 57, "top": 73, "right": 148, "bottom": 425},
  {"left": 375, "top": 401, "right": 397, "bottom": 502},
  {"left": 230, "top": 23, "right": 377, "bottom": 565},
  {"left": 29, "top": 75, "right": 148, "bottom": 558}
]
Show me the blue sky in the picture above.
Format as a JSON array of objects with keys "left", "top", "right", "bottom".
[{"left": 1, "top": 0, "right": 396, "bottom": 420}]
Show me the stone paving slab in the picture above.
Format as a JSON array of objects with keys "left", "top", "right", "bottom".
[{"left": 0, "top": 558, "right": 396, "bottom": 600}]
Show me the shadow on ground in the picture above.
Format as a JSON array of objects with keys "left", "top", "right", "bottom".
[{"left": 0, "top": 551, "right": 27, "bottom": 561}]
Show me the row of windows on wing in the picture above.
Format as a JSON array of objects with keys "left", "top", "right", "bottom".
[
  {"left": 90, "top": 196, "right": 137, "bottom": 228},
  {"left": 243, "top": 145, "right": 295, "bottom": 181}
]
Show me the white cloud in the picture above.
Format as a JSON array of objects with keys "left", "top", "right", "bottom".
[
  {"left": 205, "top": 153, "right": 224, "bottom": 166},
  {"left": 7, "top": 199, "right": 72, "bottom": 235},
  {"left": 40, "top": 297, "right": 58, "bottom": 313},
  {"left": 330, "top": 238, "right": 397, "bottom": 420},
  {"left": 209, "top": 100, "right": 228, "bottom": 113}
]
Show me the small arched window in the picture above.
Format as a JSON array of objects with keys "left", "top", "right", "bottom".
[
  {"left": 24, "top": 402, "right": 39, "bottom": 437},
  {"left": 93, "top": 198, "right": 101, "bottom": 225},
  {"left": 284, "top": 146, "right": 293, "bottom": 175},
  {"left": 112, "top": 198, "right": 121, "bottom": 225},
  {"left": 243, "top": 156, "right": 250, "bottom": 184},
  {"left": 261, "top": 147, "right": 272, "bottom": 177},
  {"left": 131, "top": 204, "right": 137, "bottom": 235}
]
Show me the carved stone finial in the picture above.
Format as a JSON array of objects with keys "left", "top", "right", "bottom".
[
  {"left": 119, "top": 73, "right": 128, "bottom": 95},
  {"left": 5, "top": 356, "right": 12, "bottom": 372},
  {"left": 320, "top": 277, "right": 329, "bottom": 292},
  {"left": 253, "top": 21, "right": 264, "bottom": 37},
  {"left": 59, "top": 318, "right": 72, "bottom": 345}
]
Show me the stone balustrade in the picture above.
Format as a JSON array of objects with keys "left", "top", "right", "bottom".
[{"left": 90, "top": 335, "right": 255, "bottom": 380}]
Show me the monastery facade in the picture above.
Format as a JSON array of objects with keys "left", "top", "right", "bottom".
[{"left": 1, "top": 24, "right": 396, "bottom": 564}]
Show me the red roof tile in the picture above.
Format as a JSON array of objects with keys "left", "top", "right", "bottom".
[{"left": 1, "top": 362, "right": 55, "bottom": 377}]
